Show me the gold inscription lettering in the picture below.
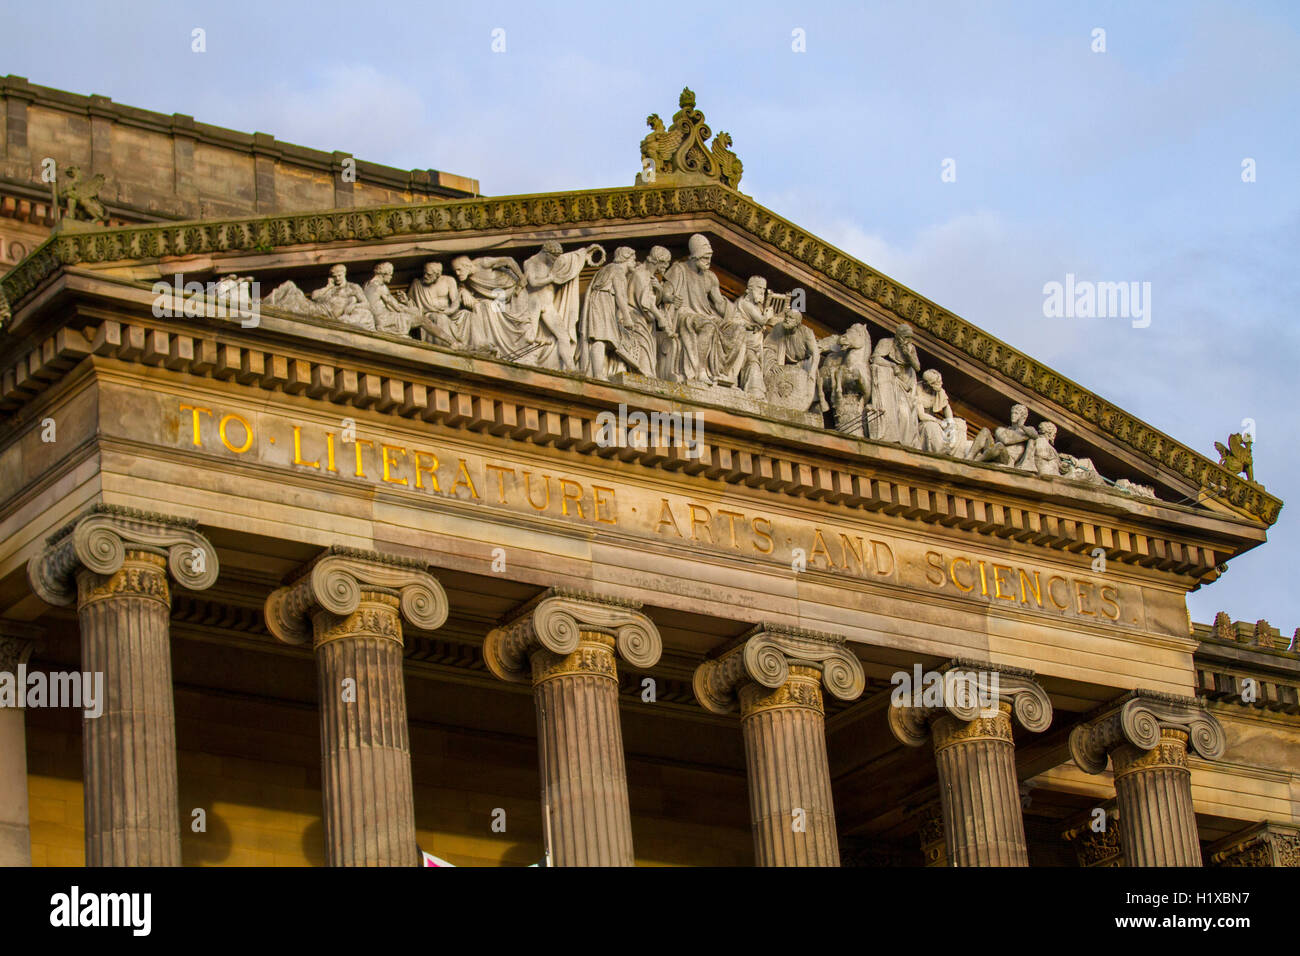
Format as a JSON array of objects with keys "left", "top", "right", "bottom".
[
  {"left": 353, "top": 438, "right": 374, "bottom": 478},
  {"left": 840, "top": 534, "right": 866, "bottom": 574},
  {"left": 688, "top": 504, "right": 713, "bottom": 543},
  {"left": 381, "top": 444, "right": 408, "bottom": 485},
  {"left": 872, "top": 540, "right": 894, "bottom": 577},
  {"left": 1047, "top": 575, "right": 1070, "bottom": 609},
  {"left": 219, "top": 413, "right": 253, "bottom": 454},
  {"left": 413, "top": 451, "right": 439, "bottom": 491},
  {"left": 559, "top": 479, "right": 584, "bottom": 518},
  {"left": 716, "top": 509, "right": 744, "bottom": 549},
  {"left": 292, "top": 425, "right": 319, "bottom": 469},
  {"left": 656, "top": 499, "right": 682, "bottom": 537},
  {"left": 992, "top": 564, "right": 1015, "bottom": 601},
  {"left": 1075, "top": 580, "right": 1096, "bottom": 616},
  {"left": 485, "top": 464, "right": 514, "bottom": 503},
  {"left": 950, "top": 557, "right": 975, "bottom": 592},
  {"left": 1099, "top": 585, "right": 1121, "bottom": 621},
  {"left": 592, "top": 485, "right": 617, "bottom": 525},
  {"left": 179, "top": 404, "right": 212, "bottom": 446},
  {"left": 1019, "top": 569, "right": 1043, "bottom": 608},
  {"left": 523, "top": 472, "right": 550, "bottom": 511},
  {"left": 751, "top": 516, "right": 774, "bottom": 554},
  {"left": 810, "top": 528, "right": 836, "bottom": 569},
  {"left": 452, "top": 458, "right": 480, "bottom": 499}
]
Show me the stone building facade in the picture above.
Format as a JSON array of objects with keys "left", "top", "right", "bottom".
[
  {"left": 0, "top": 75, "right": 478, "bottom": 269},
  {"left": 0, "top": 84, "right": 1295, "bottom": 867}
]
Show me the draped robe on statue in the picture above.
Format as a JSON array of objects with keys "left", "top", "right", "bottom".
[
  {"left": 663, "top": 260, "right": 729, "bottom": 385},
  {"left": 867, "top": 337, "right": 922, "bottom": 447},
  {"left": 457, "top": 258, "right": 536, "bottom": 359},
  {"left": 523, "top": 249, "right": 587, "bottom": 370}
]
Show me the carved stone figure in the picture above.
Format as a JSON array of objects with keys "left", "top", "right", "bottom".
[
  {"left": 727, "top": 276, "right": 772, "bottom": 397},
  {"left": 662, "top": 234, "right": 730, "bottom": 385},
  {"left": 522, "top": 241, "right": 604, "bottom": 372},
  {"left": 867, "top": 323, "right": 922, "bottom": 447},
  {"left": 450, "top": 254, "right": 528, "bottom": 358},
  {"left": 407, "top": 261, "right": 465, "bottom": 348},
  {"left": 580, "top": 247, "right": 637, "bottom": 379},
  {"left": 762, "top": 308, "right": 821, "bottom": 412},
  {"left": 266, "top": 264, "right": 375, "bottom": 329},
  {"left": 967, "top": 403, "right": 1038, "bottom": 469},
  {"left": 624, "top": 246, "right": 674, "bottom": 380},
  {"left": 1114, "top": 477, "right": 1156, "bottom": 498},
  {"left": 364, "top": 262, "right": 432, "bottom": 337},
  {"left": 817, "top": 324, "right": 872, "bottom": 436},
  {"left": 916, "top": 369, "right": 970, "bottom": 457},
  {"left": 58, "top": 165, "right": 108, "bottom": 222},
  {"left": 636, "top": 88, "right": 744, "bottom": 191},
  {"left": 709, "top": 132, "right": 743, "bottom": 190},
  {"left": 1215, "top": 432, "right": 1254, "bottom": 483}
]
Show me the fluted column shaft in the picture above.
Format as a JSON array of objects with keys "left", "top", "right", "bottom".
[
  {"left": 1113, "top": 729, "right": 1201, "bottom": 866},
  {"left": 312, "top": 590, "right": 417, "bottom": 867},
  {"left": 0, "top": 634, "right": 37, "bottom": 866},
  {"left": 484, "top": 589, "right": 662, "bottom": 867},
  {"left": 532, "top": 631, "right": 634, "bottom": 866},
  {"left": 78, "top": 550, "right": 180, "bottom": 866},
  {"left": 740, "top": 665, "right": 839, "bottom": 866},
  {"left": 931, "top": 702, "right": 1028, "bottom": 866},
  {"left": 1068, "top": 691, "right": 1225, "bottom": 868}
]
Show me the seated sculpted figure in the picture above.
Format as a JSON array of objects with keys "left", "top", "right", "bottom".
[
  {"left": 762, "top": 308, "right": 822, "bottom": 412},
  {"left": 663, "top": 234, "right": 731, "bottom": 385},
  {"left": 449, "top": 254, "right": 529, "bottom": 359},
  {"left": 1032, "top": 421, "right": 1105, "bottom": 485},
  {"left": 967, "top": 403, "right": 1038, "bottom": 470},
  {"left": 264, "top": 264, "right": 375, "bottom": 329},
  {"left": 407, "top": 261, "right": 465, "bottom": 348},
  {"left": 365, "top": 262, "right": 446, "bottom": 340},
  {"left": 916, "top": 369, "right": 970, "bottom": 458}
]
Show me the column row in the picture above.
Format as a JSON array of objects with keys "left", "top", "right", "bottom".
[{"left": 17, "top": 507, "right": 1232, "bottom": 867}]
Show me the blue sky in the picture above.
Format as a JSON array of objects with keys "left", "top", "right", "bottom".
[{"left": 3, "top": 0, "right": 1297, "bottom": 631}]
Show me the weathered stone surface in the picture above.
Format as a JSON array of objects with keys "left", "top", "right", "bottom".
[
  {"left": 266, "top": 547, "right": 447, "bottom": 866},
  {"left": 484, "top": 590, "right": 662, "bottom": 866}
]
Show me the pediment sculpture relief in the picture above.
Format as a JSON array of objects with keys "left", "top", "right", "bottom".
[{"left": 256, "top": 233, "right": 1156, "bottom": 500}]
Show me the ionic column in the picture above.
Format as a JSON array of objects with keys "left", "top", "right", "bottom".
[
  {"left": 0, "top": 626, "right": 39, "bottom": 866},
  {"left": 484, "top": 589, "right": 662, "bottom": 866},
  {"left": 27, "top": 506, "right": 219, "bottom": 866},
  {"left": 694, "top": 625, "right": 865, "bottom": 867},
  {"left": 889, "top": 661, "right": 1053, "bottom": 866},
  {"left": 266, "top": 547, "right": 447, "bottom": 867},
  {"left": 1070, "top": 690, "right": 1225, "bottom": 867}
]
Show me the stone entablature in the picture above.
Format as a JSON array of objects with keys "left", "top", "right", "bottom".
[
  {"left": 0, "top": 184, "right": 1280, "bottom": 527},
  {"left": 0, "top": 301, "right": 1256, "bottom": 596},
  {"left": 1193, "top": 626, "right": 1300, "bottom": 713}
]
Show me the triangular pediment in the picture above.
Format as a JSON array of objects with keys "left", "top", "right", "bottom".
[{"left": 0, "top": 182, "right": 1279, "bottom": 536}]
